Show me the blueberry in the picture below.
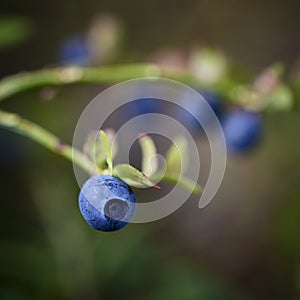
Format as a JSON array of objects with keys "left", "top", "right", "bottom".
[
  {"left": 222, "top": 109, "right": 263, "bottom": 153},
  {"left": 58, "top": 34, "right": 91, "bottom": 66},
  {"left": 125, "top": 98, "right": 164, "bottom": 118},
  {"left": 176, "top": 89, "right": 223, "bottom": 130},
  {"left": 78, "top": 174, "right": 136, "bottom": 231},
  {"left": 201, "top": 90, "right": 223, "bottom": 118}
]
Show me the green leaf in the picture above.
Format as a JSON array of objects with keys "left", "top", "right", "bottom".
[
  {"left": 176, "top": 176, "right": 201, "bottom": 195},
  {"left": 139, "top": 134, "right": 157, "bottom": 177},
  {"left": 113, "top": 164, "right": 160, "bottom": 189},
  {"left": 83, "top": 130, "right": 103, "bottom": 166},
  {"left": 266, "top": 84, "right": 293, "bottom": 111},
  {"left": 83, "top": 129, "right": 117, "bottom": 170},
  {"left": 152, "top": 171, "right": 201, "bottom": 195},
  {"left": 99, "top": 130, "right": 113, "bottom": 175},
  {"left": 165, "top": 136, "right": 188, "bottom": 175},
  {"left": 0, "top": 16, "right": 34, "bottom": 49}
]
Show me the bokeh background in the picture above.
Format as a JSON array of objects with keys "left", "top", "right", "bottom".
[{"left": 1, "top": 1, "right": 300, "bottom": 299}]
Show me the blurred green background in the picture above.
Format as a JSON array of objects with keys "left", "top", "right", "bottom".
[{"left": 1, "top": 1, "right": 300, "bottom": 299}]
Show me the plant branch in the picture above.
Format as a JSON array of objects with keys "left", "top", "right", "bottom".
[
  {"left": 151, "top": 172, "right": 202, "bottom": 195},
  {"left": 0, "top": 63, "right": 239, "bottom": 102},
  {"left": 0, "top": 109, "right": 97, "bottom": 175},
  {"left": 0, "top": 64, "right": 161, "bottom": 101},
  {"left": 162, "top": 174, "right": 202, "bottom": 195}
]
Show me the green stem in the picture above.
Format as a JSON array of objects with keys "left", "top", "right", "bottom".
[
  {"left": 0, "top": 109, "right": 97, "bottom": 175},
  {"left": 151, "top": 172, "right": 202, "bottom": 195},
  {"left": 163, "top": 174, "right": 202, "bottom": 195},
  {"left": 0, "top": 64, "right": 161, "bottom": 101},
  {"left": 0, "top": 63, "right": 237, "bottom": 102}
]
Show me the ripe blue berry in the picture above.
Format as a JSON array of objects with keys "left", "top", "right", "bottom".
[
  {"left": 78, "top": 174, "right": 136, "bottom": 231},
  {"left": 58, "top": 34, "right": 91, "bottom": 66},
  {"left": 222, "top": 109, "right": 263, "bottom": 153}
]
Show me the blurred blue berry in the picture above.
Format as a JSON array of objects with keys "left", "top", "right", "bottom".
[
  {"left": 201, "top": 90, "right": 223, "bottom": 117},
  {"left": 176, "top": 90, "right": 223, "bottom": 130},
  {"left": 125, "top": 98, "right": 164, "bottom": 118},
  {"left": 58, "top": 34, "right": 91, "bottom": 66},
  {"left": 222, "top": 109, "right": 263, "bottom": 153},
  {"left": 78, "top": 174, "right": 136, "bottom": 231}
]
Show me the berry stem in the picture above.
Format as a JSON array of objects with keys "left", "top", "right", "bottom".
[
  {"left": 0, "top": 109, "right": 97, "bottom": 175},
  {"left": 151, "top": 172, "right": 202, "bottom": 195},
  {"left": 164, "top": 174, "right": 202, "bottom": 195}
]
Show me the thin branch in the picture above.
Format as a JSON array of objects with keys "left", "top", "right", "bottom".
[
  {"left": 0, "top": 109, "right": 97, "bottom": 175},
  {"left": 162, "top": 173, "right": 202, "bottom": 195},
  {"left": 0, "top": 64, "right": 161, "bottom": 101},
  {"left": 0, "top": 64, "right": 237, "bottom": 102},
  {"left": 151, "top": 171, "right": 202, "bottom": 195}
]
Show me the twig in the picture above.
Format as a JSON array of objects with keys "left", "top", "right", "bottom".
[
  {"left": 0, "top": 109, "right": 97, "bottom": 175},
  {"left": 0, "top": 64, "right": 161, "bottom": 101},
  {"left": 0, "top": 64, "right": 237, "bottom": 102}
]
